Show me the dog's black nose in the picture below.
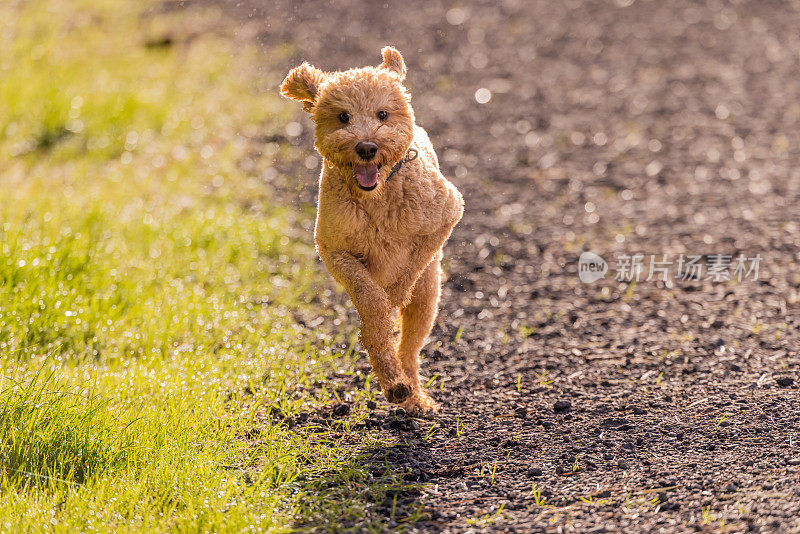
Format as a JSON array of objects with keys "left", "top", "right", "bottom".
[{"left": 355, "top": 140, "right": 378, "bottom": 160}]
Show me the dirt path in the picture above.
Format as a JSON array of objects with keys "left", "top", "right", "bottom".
[{"left": 196, "top": 0, "right": 800, "bottom": 530}]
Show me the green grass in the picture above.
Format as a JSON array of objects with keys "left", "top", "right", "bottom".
[{"left": 0, "top": 1, "right": 418, "bottom": 530}]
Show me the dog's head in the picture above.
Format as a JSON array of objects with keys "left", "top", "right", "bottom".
[{"left": 281, "top": 47, "right": 415, "bottom": 196}]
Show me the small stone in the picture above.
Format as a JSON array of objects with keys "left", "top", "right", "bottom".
[
  {"left": 366, "top": 400, "right": 377, "bottom": 410},
  {"left": 389, "top": 419, "right": 404, "bottom": 430},
  {"left": 527, "top": 467, "right": 543, "bottom": 477},
  {"left": 553, "top": 400, "right": 572, "bottom": 413},
  {"left": 555, "top": 465, "right": 566, "bottom": 474},
  {"left": 723, "top": 483, "right": 737, "bottom": 493},
  {"left": 776, "top": 377, "right": 794, "bottom": 387},
  {"left": 617, "top": 460, "right": 629, "bottom": 469},
  {"left": 786, "top": 458, "right": 800, "bottom": 466},
  {"left": 332, "top": 403, "right": 350, "bottom": 417},
  {"left": 515, "top": 406, "right": 528, "bottom": 418}
]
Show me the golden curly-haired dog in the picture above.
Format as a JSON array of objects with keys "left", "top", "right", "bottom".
[{"left": 281, "top": 47, "right": 464, "bottom": 415}]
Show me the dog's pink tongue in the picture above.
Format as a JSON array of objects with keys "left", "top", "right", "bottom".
[{"left": 354, "top": 164, "right": 379, "bottom": 188}]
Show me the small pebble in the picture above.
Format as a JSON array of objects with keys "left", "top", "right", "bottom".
[
  {"left": 553, "top": 400, "right": 572, "bottom": 413},
  {"left": 527, "top": 467, "right": 543, "bottom": 477},
  {"left": 332, "top": 403, "right": 350, "bottom": 417}
]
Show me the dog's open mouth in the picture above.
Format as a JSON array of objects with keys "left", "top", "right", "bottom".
[{"left": 354, "top": 164, "right": 381, "bottom": 191}]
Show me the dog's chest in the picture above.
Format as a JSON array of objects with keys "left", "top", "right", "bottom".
[{"left": 330, "top": 199, "right": 415, "bottom": 286}]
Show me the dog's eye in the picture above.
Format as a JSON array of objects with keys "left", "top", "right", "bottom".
[
  {"left": 377, "top": 110, "right": 388, "bottom": 121},
  {"left": 338, "top": 112, "right": 350, "bottom": 124}
]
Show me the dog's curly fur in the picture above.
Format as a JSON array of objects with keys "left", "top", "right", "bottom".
[{"left": 281, "top": 47, "right": 464, "bottom": 415}]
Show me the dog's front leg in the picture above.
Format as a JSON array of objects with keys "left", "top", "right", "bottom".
[
  {"left": 386, "top": 229, "right": 453, "bottom": 308},
  {"left": 319, "top": 248, "right": 413, "bottom": 403},
  {"left": 387, "top": 190, "right": 463, "bottom": 307}
]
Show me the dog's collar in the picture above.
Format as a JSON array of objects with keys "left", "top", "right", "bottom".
[{"left": 385, "top": 146, "right": 419, "bottom": 182}]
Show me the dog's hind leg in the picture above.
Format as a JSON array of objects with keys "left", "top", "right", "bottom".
[{"left": 397, "top": 252, "right": 443, "bottom": 416}]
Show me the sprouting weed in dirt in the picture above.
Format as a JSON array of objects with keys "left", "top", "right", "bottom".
[
  {"left": 620, "top": 492, "right": 633, "bottom": 513},
  {"left": 424, "top": 374, "right": 439, "bottom": 388},
  {"left": 390, "top": 492, "right": 398, "bottom": 521},
  {"left": 649, "top": 496, "right": 660, "bottom": 506},
  {"left": 531, "top": 483, "right": 547, "bottom": 506},
  {"left": 736, "top": 501, "right": 747, "bottom": 517},
  {"left": 466, "top": 504, "right": 505, "bottom": 527},
  {"left": 363, "top": 374, "right": 373, "bottom": 394},
  {"left": 516, "top": 374, "right": 522, "bottom": 392},
  {"left": 624, "top": 281, "right": 637, "bottom": 301},
  {"left": 423, "top": 423, "right": 438, "bottom": 442},
  {"left": 455, "top": 417, "right": 464, "bottom": 438},
  {"left": 538, "top": 371, "right": 554, "bottom": 389},
  {"left": 453, "top": 326, "right": 464, "bottom": 344},
  {"left": 716, "top": 415, "right": 728, "bottom": 427},
  {"left": 701, "top": 506, "right": 714, "bottom": 525},
  {"left": 518, "top": 325, "right": 536, "bottom": 338},
  {"left": 572, "top": 458, "right": 580, "bottom": 472},
  {"left": 579, "top": 495, "right": 610, "bottom": 506},
  {"left": 490, "top": 460, "right": 498, "bottom": 485},
  {"left": 399, "top": 501, "right": 427, "bottom": 524},
  {"left": 656, "top": 371, "right": 664, "bottom": 385}
]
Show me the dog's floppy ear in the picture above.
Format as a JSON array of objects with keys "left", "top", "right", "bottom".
[
  {"left": 280, "top": 62, "right": 326, "bottom": 113},
  {"left": 379, "top": 46, "right": 406, "bottom": 80}
]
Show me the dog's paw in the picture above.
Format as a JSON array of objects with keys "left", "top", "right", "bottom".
[
  {"left": 384, "top": 382, "right": 412, "bottom": 404},
  {"left": 400, "top": 392, "right": 439, "bottom": 418}
]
